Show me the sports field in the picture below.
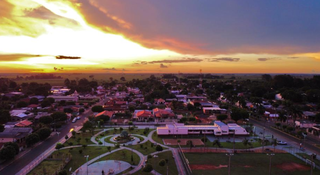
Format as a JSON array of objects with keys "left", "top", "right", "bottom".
[
  {"left": 163, "top": 139, "right": 204, "bottom": 146},
  {"left": 184, "top": 153, "right": 318, "bottom": 175}
]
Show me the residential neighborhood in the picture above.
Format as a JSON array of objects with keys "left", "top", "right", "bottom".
[{"left": 0, "top": 74, "right": 320, "bottom": 175}]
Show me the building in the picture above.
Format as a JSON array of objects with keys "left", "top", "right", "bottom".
[
  {"left": 295, "top": 120, "right": 316, "bottom": 128},
  {"left": 0, "top": 127, "right": 33, "bottom": 143},
  {"left": 133, "top": 110, "right": 153, "bottom": 122},
  {"left": 157, "top": 121, "right": 249, "bottom": 136}
]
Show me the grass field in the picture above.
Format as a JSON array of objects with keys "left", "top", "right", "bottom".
[
  {"left": 184, "top": 153, "right": 318, "bottom": 175},
  {"left": 94, "top": 149, "right": 140, "bottom": 166},
  {"left": 132, "top": 151, "right": 178, "bottom": 175},
  {"left": 152, "top": 132, "right": 164, "bottom": 145},
  {"left": 127, "top": 141, "right": 165, "bottom": 155},
  {"left": 64, "top": 131, "right": 100, "bottom": 146}
]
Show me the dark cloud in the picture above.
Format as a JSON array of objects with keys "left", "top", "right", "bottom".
[
  {"left": 103, "top": 67, "right": 117, "bottom": 70},
  {"left": 55, "top": 55, "right": 81, "bottom": 59},
  {"left": 257, "top": 58, "right": 271, "bottom": 61},
  {"left": 160, "top": 64, "right": 168, "bottom": 68},
  {"left": 149, "top": 58, "right": 202, "bottom": 64},
  {"left": 207, "top": 57, "right": 240, "bottom": 62},
  {"left": 53, "top": 67, "right": 64, "bottom": 71}
]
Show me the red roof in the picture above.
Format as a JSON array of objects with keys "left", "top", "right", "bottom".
[
  {"left": 137, "top": 110, "right": 152, "bottom": 118},
  {"left": 15, "top": 120, "right": 33, "bottom": 127},
  {"left": 95, "top": 111, "right": 115, "bottom": 118}
]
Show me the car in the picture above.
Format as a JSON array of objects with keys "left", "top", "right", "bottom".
[
  {"left": 77, "top": 116, "right": 81, "bottom": 120},
  {"left": 72, "top": 118, "right": 77, "bottom": 123},
  {"left": 277, "top": 141, "right": 287, "bottom": 145}
]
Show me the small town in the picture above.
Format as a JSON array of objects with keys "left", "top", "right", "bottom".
[{"left": 0, "top": 74, "right": 320, "bottom": 175}]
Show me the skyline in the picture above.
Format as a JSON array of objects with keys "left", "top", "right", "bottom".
[{"left": 1, "top": 0, "right": 320, "bottom": 73}]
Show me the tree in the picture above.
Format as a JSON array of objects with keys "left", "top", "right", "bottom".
[
  {"left": 99, "top": 115, "right": 110, "bottom": 123},
  {"left": 83, "top": 121, "right": 93, "bottom": 130},
  {"left": 37, "top": 127, "right": 52, "bottom": 140},
  {"left": 271, "top": 138, "right": 278, "bottom": 152},
  {"left": 17, "top": 101, "right": 28, "bottom": 108},
  {"left": 0, "top": 110, "right": 11, "bottom": 124},
  {"left": 231, "top": 107, "right": 249, "bottom": 123},
  {"left": 0, "top": 124, "right": 4, "bottom": 132},
  {"left": 217, "top": 114, "right": 228, "bottom": 121},
  {"left": 58, "top": 170, "right": 67, "bottom": 175},
  {"left": 120, "top": 77, "right": 126, "bottom": 81},
  {"left": 51, "top": 112, "right": 68, "bottom": 121},
  {"left": 41, "top": 99, "right": 52, "bottom": 108},
  {"left": 39, "top": 116, "right": 53, "bottom": 125},
  {"left": 55, "top": 143, "right": 64, "bottom": 150},
  {"left": 29, "top": 97, "right": 39, "bottom": 105},
  {"left": 0, "top": 145, "right": 16, "bottom": 160},
  {"left": 26, "top": 133, "right": 40, "bottom": 147},
  {"left": 212, "top": 140, "right": 221, "bottom": 150},
  {"left": 4, "top": 142, "right": 19, "bottom": 155},
  {"left": 156, "top": 145, "right": 163, "bottom": 151},
  {"left": 186, "top": 140, "right": 193, "bottom": 150},
  {"left": 143, "top": 164, "right": 153, "bottom": 172},
  {"left": 91, "top": 105, "right": 104, "bottom": 112},
  {"left": 242, "top": 138, "right": 250, "bottom": 151},
  {"left": 158, "top": 159, "right": 166, "bottom": 166}
]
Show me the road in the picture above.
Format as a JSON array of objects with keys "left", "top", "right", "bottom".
[
  {"left": 250, "top": 118, "right": 320, "bottom": 156},
  {"left": 0, "top": 99, "right": 106, "bottom": 175}
]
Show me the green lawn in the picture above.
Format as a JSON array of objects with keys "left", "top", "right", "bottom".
[
  {"left": 101, "top": 128, "right": 154, "bottom": 137},
  {"left": 132, "top": 151, "right": 178, "bottom": 175},
  {"left": 60, "top": 146, "right": 116, "bottom": 175},
  {"left": 64, "top": 131, "right": 101, "bottom": 146},
  {"left": 28, "top": 152, "right": 72, "bottom": 175},
  {"left": 185, "top": 153, "right": 318, "bottom": 175},
  {"left": 94, "top": 149, "right": 140, "bottom": 165},
  {"left": 152, "top": 132, "right": 164, "bottom": 145},
  {"left": 127, "top": 141, "right": 165, "bottom": 155}
]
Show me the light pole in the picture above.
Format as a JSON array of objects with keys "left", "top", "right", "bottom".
[
  {"left": 267, "top": 153, "right": 275, "bottom": 175},
  {"left": 84, "top": 155, "right": 89, "bottom": 175},
  {"left": 226, "top": 153, "right": 234, "bottom": 175},
  {"left": 310, "top": 154, "right": 315, "bottom": 175}
]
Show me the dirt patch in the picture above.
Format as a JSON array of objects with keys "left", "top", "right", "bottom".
[
  {"left": 277, "top": 162, "right": 310, "bottom": 171},
  {"left": 190, "top": 164, "right": 227, "bottom": 170}
]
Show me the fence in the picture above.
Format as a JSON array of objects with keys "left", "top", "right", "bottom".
[{"left": 177, "top": 144, "right": 192, "bottom": 175}]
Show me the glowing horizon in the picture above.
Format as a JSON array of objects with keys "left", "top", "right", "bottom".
[{"left": 0, "top": 0, "right": 320, "bottom": 73}]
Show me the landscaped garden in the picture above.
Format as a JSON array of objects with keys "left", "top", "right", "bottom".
[{"left": 132, "top": 151, "right": 178, "bottom": 175}]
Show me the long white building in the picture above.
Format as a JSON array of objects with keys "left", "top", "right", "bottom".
[{"left": 157, "top": 121, "right": 249, "bottom": 136}]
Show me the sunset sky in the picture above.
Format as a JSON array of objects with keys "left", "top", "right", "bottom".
[{"left": 1, "top": 0, "right": 320, "bottom": 73}]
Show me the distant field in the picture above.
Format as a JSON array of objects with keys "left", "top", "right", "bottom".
[{"left": 184, "top": 153, "right": 317, "bottom": 175}]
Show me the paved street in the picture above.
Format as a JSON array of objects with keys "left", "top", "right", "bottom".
[
  {"left": 0, "top": 99, "right": 106, "bottom": 175},
  {"left": 250, "top": 118, "right": 320, "bottom": 156}
]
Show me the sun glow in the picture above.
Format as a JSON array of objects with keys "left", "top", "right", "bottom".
[{"left": 0, "top": 0, "right": 179, "bottom": 72}]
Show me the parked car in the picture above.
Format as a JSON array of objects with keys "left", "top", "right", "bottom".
[
  {"left": 277, "top": 141, "right": 287, "bottom": 145},
  {"left": 72, "top": 118, "right": 77, "bottom": 123},
  {"left": 77, "top": 116, "right": 81, "bottom": 120}
]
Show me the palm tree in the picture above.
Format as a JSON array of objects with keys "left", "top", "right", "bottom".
[
  {"left": 187, "top": 140, "right": 193, "bottom": 150},
  {"left": 242, "top": 138, "right": 249, "bottom": 151},
  {"left": 271, "top": 138, "right": 278, "bottom": 152},
  {"left": 212, "top": 140, "right": 221, "bottom": 151}
]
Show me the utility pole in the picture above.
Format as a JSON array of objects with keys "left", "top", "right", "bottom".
[
  {"left": 311, "top": 154, "right": 314, "bottom": 175},
  {"left": 262, "top": 127, "right": 265, "bottom": 152},
  {"left": 233, "top": 132, "right": 235, "bottom": 153},
  {"left": 267, "top": 153, "right": 275, "bottom": 175},
  {"left": 226, "top": 153, "right": 234, "bottom": 175}
]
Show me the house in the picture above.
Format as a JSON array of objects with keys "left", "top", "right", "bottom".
[
  {"left": 153, "top": 108, "right": 175, "bottom": 121},
  {"left": 264, "top": 109, "right": 279, "bottom": 118},
  {"left": 133, "top": 110, "right": 153, "bottom": 122},
  {"left": 203, "top": 106, "right": 227, "bottom": 114},
  {"left": 157, "top": 121, "right": 248, "bottom": 136},
  {"left": 15, "top": 120, "right": 33, "bottom": 127},
  {"left": 10, "top": 110, "right": 32, "bottom": 121},
  {"left": 0, "top": 127, "right": 33, "bottom": 144},
  {"left": 154, "top": 98, "right": 165, "bottom": 105},
  {"left": 50, "top": 86, "right": 70, "bottom": 95},
  {"left": 95, "top": 111, "right": 115, "bottom": 118},
  {"left": 295, "top": 120, "right": 316, "bottom": 128}
]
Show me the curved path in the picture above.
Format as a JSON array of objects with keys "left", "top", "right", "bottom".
[
  {"left": 72, "top": 147, "right": 145, "bottom": 175},
  {"left": 148, "top": 130, "right": 186, "bottom": 175}
]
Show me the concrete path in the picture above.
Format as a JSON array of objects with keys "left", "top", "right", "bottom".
[{"left": 148, "top": 130, "right": 186, "bottom": 175}]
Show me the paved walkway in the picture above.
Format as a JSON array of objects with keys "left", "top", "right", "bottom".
[
  {"left": 72, "top": 147, "right": 145, "bottom": 175},
  {"left": 148, "top": 130, "right": 186, "bottom": 175}
]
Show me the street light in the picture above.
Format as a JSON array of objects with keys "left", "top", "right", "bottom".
[
  {"left": 267, "top": 153, "right": 275, "bottom": 175},
  {"left": 226, "top": 153, "right": 234, "bottom": 175},
  {"left": 84, "top": 155, "right": 89, "bottom": 175}
]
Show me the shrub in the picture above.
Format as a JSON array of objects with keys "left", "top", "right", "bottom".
[
  {"left": 156, "top": 145, "right": 163, "bottom": 151},
  {"left": 79, "top": 150, "right": 83, "bottom": 154},
  {"left": 159, "top": 159, "right": 166, "bottom": 166},
  {"left": 143, "top": 164, "right": 153, "bottom": 172},
  {"left": 147, "top": 155, "right": 152, "bottom": 159}
]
